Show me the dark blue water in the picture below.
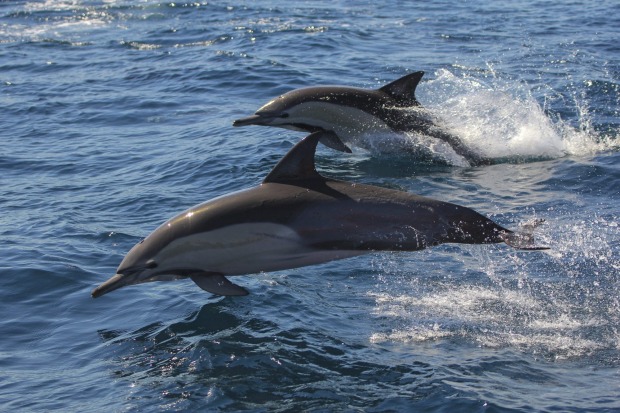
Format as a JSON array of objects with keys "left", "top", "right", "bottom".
[{"left": 1, "top": 1, "right": 619, "bottom": 411}]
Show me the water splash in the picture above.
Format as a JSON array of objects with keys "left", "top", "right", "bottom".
[
  {"left": 401, "top": 68, "right": 619, "bottom": 165},
  {"left": 369, "top": 210, "right": 620, "bottom": 361}
]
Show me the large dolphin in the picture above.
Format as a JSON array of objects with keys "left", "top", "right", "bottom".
[
  {"left": 233, "top": 72, "right": 490, "bottom": 165},
  {"left": 92, "top": 132, "right": 545, "bottom": 298}
]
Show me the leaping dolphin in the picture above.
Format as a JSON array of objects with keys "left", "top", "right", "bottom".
[
  {"left": 92, "top": 132, "right": 545, "bottom": 298},
  {"left": 233, "top": 72, "right": 490, "bottom": 166}
]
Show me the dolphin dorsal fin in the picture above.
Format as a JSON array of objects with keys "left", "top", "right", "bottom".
[
  {"left": 263, "top": 131, "right": 324, "bottom": 183},
  {"left": 379, "top": 71, "right": 424, "bottom": 107}
]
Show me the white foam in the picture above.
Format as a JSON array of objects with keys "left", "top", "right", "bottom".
[
  {"left": 353, "top": 130, "right": 472, "bottom": 167},
  {"left": 414, "top": 69, "right": 619, "bottom": 163},
  {"left": 1, "top": 1, "right": 110, "bottom": 42},
  {"left": 368, "top": 286, "right": 612, "bottom": 358},
  {"left": 368, "top": 213, "right": 620, "bottom": 359},
  {"left": 350, "top": 67, "right": 618, "bottom": 166},
  {"left": 24, "top": 0, "right": 83, "bottom": 12},
  {"left": 370, "top": 324, "right": 452, "bottom": 344}
]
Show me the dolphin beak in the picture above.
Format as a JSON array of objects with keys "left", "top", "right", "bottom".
[
  {"left": 91, "top": 273, "right": 128, "bottom": 298},
  {"left": 233, "top": 114, "right": 271, "bottom": 127}
]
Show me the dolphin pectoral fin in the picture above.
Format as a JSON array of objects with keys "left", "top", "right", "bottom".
[
  {"left": 502, "top": 219, "right": 550, "bottom": 250},
  {"left": 318, "top": 130, "right": 352, "bottom": 153},
  {"left": 189, "top": 272, "right": 249, "bottom": 296}
]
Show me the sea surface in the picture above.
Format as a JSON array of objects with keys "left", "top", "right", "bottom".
[{"left": 1, "top": 1, "right": 619, "bottom": 412}]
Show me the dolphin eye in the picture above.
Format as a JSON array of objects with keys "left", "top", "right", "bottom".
[
  {"left": 146, "top": 260, "right": 158, "bottom": 269},
  {"left": 280, "top": 113, "right": 289, "bottom": 118}
]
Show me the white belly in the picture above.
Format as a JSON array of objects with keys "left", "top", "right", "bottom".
[
  {"left": 287, "top": 101, "right": 393, "bottom": 139},
  {"left": 154, "top": 222, "right": 367, "bottom": 275}
]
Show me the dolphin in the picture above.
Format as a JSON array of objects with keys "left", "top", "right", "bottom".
[
  {"left": 92, "top": 132, "right": 545, "bottom": 298},
  {"left": 233, "top": 71, "right": 490, "bottom": 165}
]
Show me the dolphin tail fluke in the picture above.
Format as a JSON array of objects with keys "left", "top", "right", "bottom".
[
  {"left": 502, "top": 219, "right": 550, "bottom": 250},
  {"left": 190, "top": 272, "right": 249, "bottom": 296}
]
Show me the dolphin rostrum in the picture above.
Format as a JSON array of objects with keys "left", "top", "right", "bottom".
[
  {"left": 233, "top": 72, "right": 490, "bottom": 165},
  {"left": 92, "top": 132, "right": 546, "bottom": 298}
]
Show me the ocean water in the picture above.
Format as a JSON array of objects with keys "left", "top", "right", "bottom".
[{"left": 1, "top": 0, "right": 619, "bottom": 411}]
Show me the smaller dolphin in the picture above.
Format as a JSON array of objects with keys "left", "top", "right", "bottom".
[
  {"left": 233, "top": 72, "right": 490, "bottom": 165},
  {"left": 92, "top": 132, "right": 546, "bottom": 298}
]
